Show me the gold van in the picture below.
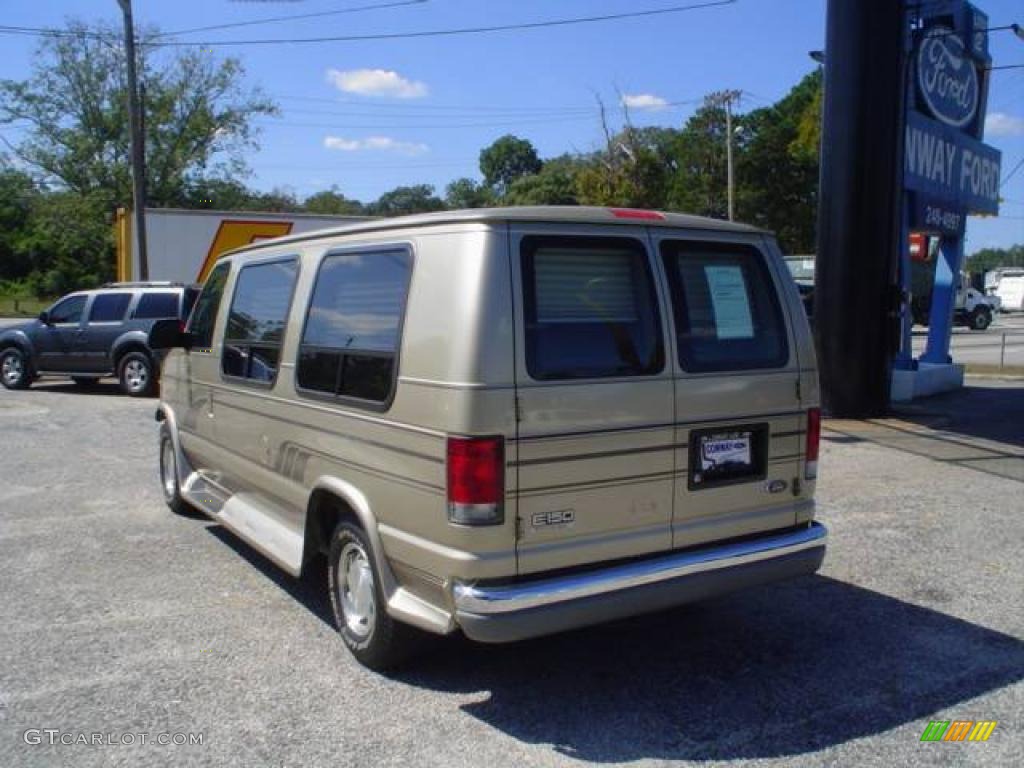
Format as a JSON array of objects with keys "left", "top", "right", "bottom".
[{"left": 151, "top": 207, "right": 827, "bottom": 669}]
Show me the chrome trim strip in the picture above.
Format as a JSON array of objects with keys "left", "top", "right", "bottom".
[{"left": 454, "top": 522, "right": 827, "bottom": 615}]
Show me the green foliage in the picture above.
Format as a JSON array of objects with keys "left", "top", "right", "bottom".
[
  {"left": 965, "top": 245, "right": 1024, "bottom": 274},
  {"left": 0, "top": 21, "right": 276, "bottom": 206},
  {"left": 444, "top": 177, "right": 494, "bottom": 209},
  {"left": 304, "top": 187, "right": 366, "bottom": 215},
  {"left": 505, "top": 157, "right": 581, "bottom": 206},
  {"left": 479, "top": 135, "right": 543, "bottom": 194},
  {"left": 368, "top": 184, "right": 445, "bottom": 217},
  {"left": 736, "top": 70, "right": 822, "bottom": 253}
]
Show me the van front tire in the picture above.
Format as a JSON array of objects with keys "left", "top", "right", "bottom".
[{"left": 328, "top": 521, "right": 417, "bottom": 671}]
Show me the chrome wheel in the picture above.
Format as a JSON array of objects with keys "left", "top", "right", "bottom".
[
  {"left": 160, "top": 438, "right": 176, "bottom": 500},
  {"left": 124, "top": 359, "right": 149, "bottom": 393},
  {"left": 338, "top": 542, "right": 376, "bottom": 640},
  {"left": 1, "top": 352, "right": 23, "bottom": 387}
]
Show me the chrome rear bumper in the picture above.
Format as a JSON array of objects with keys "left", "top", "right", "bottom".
[{"left": 453, "top": 522, "right": 827, "bottom": 643}]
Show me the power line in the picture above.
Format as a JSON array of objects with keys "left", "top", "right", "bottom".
[
  {"left": 1001, "top": 156, "right": 1024, "bottom": 188},
  {"left": 153, "top": 0, "right": 428, "bottom": 39},
  {"left": 146, "top": 0, "right": 739, "bottom": 47}
]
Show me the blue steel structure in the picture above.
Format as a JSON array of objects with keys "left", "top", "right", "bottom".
[{"left": 897, "top": 1, "right": 1002, "bottom": 370}]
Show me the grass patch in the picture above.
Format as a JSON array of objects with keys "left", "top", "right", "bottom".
[
  {"left": 965, "top": 363, "right": 1024, "bottom": 377},
  {"left": 0, "top": 295, "right": 51, "bottom": 318}
]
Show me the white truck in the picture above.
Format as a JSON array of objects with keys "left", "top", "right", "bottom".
[
  {"left": 986, "top": 268, "right": 1024, "bottom": 312},
  {"left": 115, "top": 208, "right": 368, "bottom": 284}
]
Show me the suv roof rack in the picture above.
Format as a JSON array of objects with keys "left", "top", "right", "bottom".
[{"left": 101, "top": 281, "right": 185, "bottom": 289}]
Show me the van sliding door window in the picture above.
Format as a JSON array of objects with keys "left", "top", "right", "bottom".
[
  {"left": 221, "top": 257, "right": 299, "bottom": 384},
  {"left": 521, "top": 236, "right": 664, "bottom": 380},
  {"left": 187, "top": 262, "right": 231, "bottom": 350},
  {"left": 297, "top": 249, "right": 413, "bottom": 406},
  {"left": 660, "top": 240, "right": 788, "bottom": 372}
]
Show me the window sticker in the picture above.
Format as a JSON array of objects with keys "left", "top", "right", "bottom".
[{"left": 704, "top": 265, "right": 754, "bottom": 340}]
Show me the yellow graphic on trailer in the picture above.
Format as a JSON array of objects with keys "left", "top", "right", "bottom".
[{"left": 197, "top": 220, "right": 294, "bottom": 281}]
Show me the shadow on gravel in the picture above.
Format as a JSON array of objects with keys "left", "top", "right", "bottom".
[
  {"left": 893, "top": 383, "right": 1024, "bottom": 449},
  {"left": 204, "top": 525, "right": 335, "bottom": 628},
  {"left": 391, "top": 575, "right": 1024, "bottom": 762},
  {"left": 27, "top": 380, "right": 126, "bottom": 397}
]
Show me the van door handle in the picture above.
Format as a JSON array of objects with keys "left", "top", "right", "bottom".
[{"left": 207, "top": 389, "right": 215, "bottom": 418}]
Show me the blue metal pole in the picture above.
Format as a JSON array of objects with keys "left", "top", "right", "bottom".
[{"left": 921, "top": 237, "right": 963, "bottom": 364}]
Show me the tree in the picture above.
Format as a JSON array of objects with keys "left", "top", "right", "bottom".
[
  {"left": 664, "top": 104, "right": 730, "bottom": 218},
  {"left": 479, "top": 135, "right": 542, "bottom": 195},
  {"left": 304, "top": 187, "right": 365, "bottom": 216},
  {"left": 444, "top": 177, "right": 494, "bottom": 209},
  {"left": 0, "top": 21, "right": 277, "bottom": 207},
  {"left": 965, "top": 245, "right": 1024, "bottom": 274},
  {"left": 506, "top": 156, "right": 581, "bottom": 206},
  {"left": 735, "top": 70, "right": 822, "bottom": 253},
  {"left": 370, "top": 184, "right": 445, "bottom": 217},
  {"left": 0, "top": 168, "right": 37, "bottom": 281}
]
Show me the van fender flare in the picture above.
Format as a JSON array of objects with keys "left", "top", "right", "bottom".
[
  {"left": 306, "top": 476, "right": 400, "bottom": 599},
  {"left": 155, "top": 404, "right": 194, "bottom": 489}
]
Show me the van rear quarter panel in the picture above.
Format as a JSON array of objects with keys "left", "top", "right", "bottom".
[{"left": 269, "top": 224, "right": 520, "bottom": 583}]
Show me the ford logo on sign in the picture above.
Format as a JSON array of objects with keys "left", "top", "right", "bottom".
[{"left": 917, "top": 26, "right": 979, "bottom": 129}]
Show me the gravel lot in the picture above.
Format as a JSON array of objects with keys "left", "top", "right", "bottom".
[{"left": 0, "top": 378, "right": 1021, "bottom": 768}]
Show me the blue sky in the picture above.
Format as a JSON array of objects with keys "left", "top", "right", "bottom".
[{"left": 2, "top": 0, "right": 1022, "bottom": 250}]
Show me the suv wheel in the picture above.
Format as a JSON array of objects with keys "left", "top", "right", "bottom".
[
  {"left": 159, "top": 430, "right": 192, "bottom": 515},
  {"left": 0, "top": 347, "right": 32, "bottom": 390},
  {"left": 118, "top": 351, "right": 155, "bottom": 397},
  {"left": 970, "top": 306, "right": 992, "bottom": 331},
  {"left": 328, "top": 521, "right": 417, "bottom": 670}
]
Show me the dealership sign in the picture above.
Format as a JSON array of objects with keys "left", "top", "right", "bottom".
[
  {"left": 905, "top": 111, "right": 1000, "bottom": 215},
  {"left": 916, "top": 26, "right": 980, "bottom": 128}
]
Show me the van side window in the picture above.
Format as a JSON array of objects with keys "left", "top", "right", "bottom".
[
  {"left": 660, "top": 240, "right": 789, "bottom": 372},
  {"left": 521, "top": 236, "right": 664, "bottom": 380},
  {"left": 297, "top": 249, "right": 413, "bottom": 405},
  {"left": 222, "top": 258, "right": 299, "bottom": 383},
  {"left": 187, "top": 262, "right": 231, "bottom": 350},
  {"left": 88, "top": 293, "right": 131, "bottom": 323}
]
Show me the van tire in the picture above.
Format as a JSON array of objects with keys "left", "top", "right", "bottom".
[
  {"left": 118, "top": 351, "right": 155, "bottom": 397},
  {"left": 159, "top": 430, "right": 192, "bottom": 516},
  {"left": 328, "top": 520, "right": 417, "bottom": 671}
]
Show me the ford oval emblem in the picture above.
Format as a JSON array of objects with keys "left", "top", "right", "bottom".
[
  {"left": 917, "top": 26, "right": 979, "bottom": 129},
  {"left": 766, "top": 479, "right": 788, "bottom": 494}
]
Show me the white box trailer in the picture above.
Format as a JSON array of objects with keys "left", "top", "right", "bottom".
[
  {"left": 115, "top": 208, "right": 369, "bottom": 284},
  {"left": 987, "top": 268, "right": 1024, "bottom": 312}
]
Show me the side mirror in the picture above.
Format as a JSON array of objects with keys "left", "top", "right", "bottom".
[
  {"left": 38, "top": 310, "right": 51, "bottom": 325},
  {"left": 148, "top": 318, "right": 194, "bottom": 350}
]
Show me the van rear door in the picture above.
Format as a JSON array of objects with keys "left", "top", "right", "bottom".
[
  {"left": 654, "top": 233, "right": 806, "bottom": 549},
  {"left": 511, "top": 226, "right": 676, "bottom": 576}
]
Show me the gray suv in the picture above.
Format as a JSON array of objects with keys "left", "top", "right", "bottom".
[{"left": 0, "top": 282, "right": 198, "bottom": 396}]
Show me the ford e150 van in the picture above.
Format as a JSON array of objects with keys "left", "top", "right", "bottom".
[{"left": 149, "top": 207, "right": 827, "bottom": 670}]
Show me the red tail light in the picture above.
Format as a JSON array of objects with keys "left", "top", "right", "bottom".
[
  {"left": 609, "top": 208, "right": 666, "bottom": 221},
  {"left": 447, "top": 436, "right": 504, "bottom": 526},
  {"left": 805, "top": 408, "right": 821, "bottom": 480}
]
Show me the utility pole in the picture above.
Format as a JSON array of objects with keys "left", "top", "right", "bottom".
[
  {"left": 705, "top": 90, "right": 742, "bottom": 221},
  {"left": 116, "top": 0, "right": 149, "bottom": 280}
]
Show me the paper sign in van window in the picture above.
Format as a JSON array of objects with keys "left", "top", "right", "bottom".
[{"left": 704, "top": 265, "right": 754, "bottom": 340}]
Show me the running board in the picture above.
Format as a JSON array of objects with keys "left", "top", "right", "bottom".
[{"left": 182, "top": 475, "right": 304, "bottom": 577}]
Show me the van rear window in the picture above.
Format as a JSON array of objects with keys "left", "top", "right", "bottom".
[
  {"left": 521, "top": 236, "right": 664, "bottom": 380},
  {"left": 660, "top": 240, "right": 788, "bottom": 373}
]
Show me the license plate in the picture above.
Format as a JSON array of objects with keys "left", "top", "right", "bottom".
[
  {"left": 700, "top": 434, "right": 752, "bottom": 471},
  {"left": 689, "top": 425, "right": 767, "bottom": 489}
]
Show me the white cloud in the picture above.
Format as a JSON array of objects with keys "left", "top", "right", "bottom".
[
  {"left": 323, "top": 135, "right": 429, "bottom": 155},
  {"left": 985, "top": 112, "right": 1024, "bottom": 137},
  {"left": 325, "top": 68, "right": 428, "bottom": 99},
  {"left": 621, "top": 93, "right": 669, "bottom": 111}
]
